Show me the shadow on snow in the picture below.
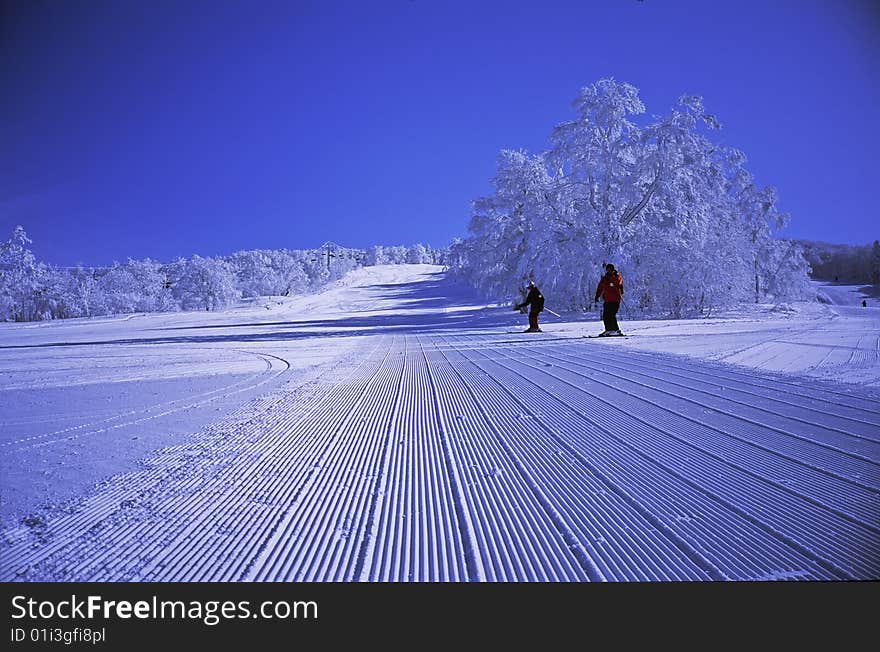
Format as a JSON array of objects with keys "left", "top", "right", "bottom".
[{"left": 0, "top": 273, "right": 520, "bottom": 350}]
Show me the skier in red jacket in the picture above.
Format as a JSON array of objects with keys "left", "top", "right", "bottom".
[{"left": 594, "top": 263, "right": 624, "bottom": 336}]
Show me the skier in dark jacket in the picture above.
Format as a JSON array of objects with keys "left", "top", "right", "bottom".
[
  {"left": 515, "top": 281, "right": 544, "bottom": 332},
  {"left": 595, "top": 263, "right": 624, "bottom": 336}
]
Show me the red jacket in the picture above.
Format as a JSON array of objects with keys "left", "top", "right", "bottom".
[{"left": 595, "top": 271, "right": 624, "bottom": 303}]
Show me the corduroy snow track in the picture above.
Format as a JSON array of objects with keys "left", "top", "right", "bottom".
[{"left": 1, "top": 268, "right": 878, "bottom": 581}]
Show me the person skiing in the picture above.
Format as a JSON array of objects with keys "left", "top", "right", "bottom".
[
  {"left": 515, "top": 280, "right": 544, "bottom": 332},
  {"left": 594, "top": 263, "right": 624, "bottom": 336}
]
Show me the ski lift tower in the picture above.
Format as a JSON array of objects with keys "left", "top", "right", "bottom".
[
  {"left": 312, "top": 241, "right": 338, "bottom": 271},
  {"left": 314, "top": 242, "right": 364, "bottom": 269}
]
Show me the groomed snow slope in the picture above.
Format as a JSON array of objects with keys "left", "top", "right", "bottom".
[{"left": 1, "top": 266, "right": 878, "bottom": 581}]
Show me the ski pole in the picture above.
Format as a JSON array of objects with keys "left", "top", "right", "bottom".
[{"left": 544, "top": 307, "right": 561, "bottom": 318}]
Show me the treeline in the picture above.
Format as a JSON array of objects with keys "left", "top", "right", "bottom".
[
  {"left": 798, "top": 240, "right": 880, "bottom": 285},
  {"left": 0, "top": 227, "right": 448, "bottom": 322}
]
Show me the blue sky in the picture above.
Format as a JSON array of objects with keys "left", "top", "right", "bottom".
[{"left": 2, "top": 0, "right": 878, "bottom": 266}]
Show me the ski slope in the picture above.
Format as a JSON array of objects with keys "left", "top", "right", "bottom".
[{"left": 1, "top": 266, "right": 878, "bottom": 581}]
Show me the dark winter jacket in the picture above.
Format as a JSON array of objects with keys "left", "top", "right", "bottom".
[
  {"left": 517, "top": 287, "right": 544, "bottom": 313},
  {"left": 595, "top": 271, "right": 624, "bottom": 303}
]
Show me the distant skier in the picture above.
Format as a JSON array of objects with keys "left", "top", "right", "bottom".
[
  {"left": 595, "top": 263, "right": 624, "bottom": 336},
  {"left": 515, "top": 280, "right": 544, "bottom": 332},
  {"left": 862, "top": 299, "right": 867, "bottom": 307}
]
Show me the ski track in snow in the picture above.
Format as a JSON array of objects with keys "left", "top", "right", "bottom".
[
  {"left": 1, "top": 270, "right": 878, "bottom": 581},
  {"left": 1, "top": 349, "right": 290, "bottom": 451}
]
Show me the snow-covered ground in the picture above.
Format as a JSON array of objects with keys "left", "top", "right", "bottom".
[
  {"left": 1, "top": 265, "right": 878, "bottom": 580},
  {"left": 551, "top": 281, "right": 880, "bottom": 387}
]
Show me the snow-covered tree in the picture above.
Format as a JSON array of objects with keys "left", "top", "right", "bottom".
[
  {"left": 169, "top": 255, "right": 240, "bottom": 311},
  {"left": 365, "top": 245, "right": 388, "bottom": 266},
  {"left": 272, "top": 250, "right": 310, "bottom": 295},
  {"left": 324, "top": 247, "right": 361, "bottom": 281},
  {"left": 763, "top": 240, "right": 812, "bottom": 301},
  {"left": 406, "top": 243, "right": 431, "bottom": 264},
  {"left": 453, "top": 79, "right": 810, "bottom": 316},
  {"left": 228, "top": 249, "right": 309, "bottom": 297},
  {"left": 99, "top": 259, "right": 177, "bottom": 314},
  {"left": 385, "top": 246, "right": 408, "bottom": 264},
  {"left": 228, "top": 250, "right": 273, "bottom": 298},
  {"left": 364, "top": 244, "right": 444, "bottom": 266},
  {"left": 36, "top": 266, "right": 94, "bottom": 319},
  {"left": 0, "top": 226, "right": 45, "bottom": 321}
]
